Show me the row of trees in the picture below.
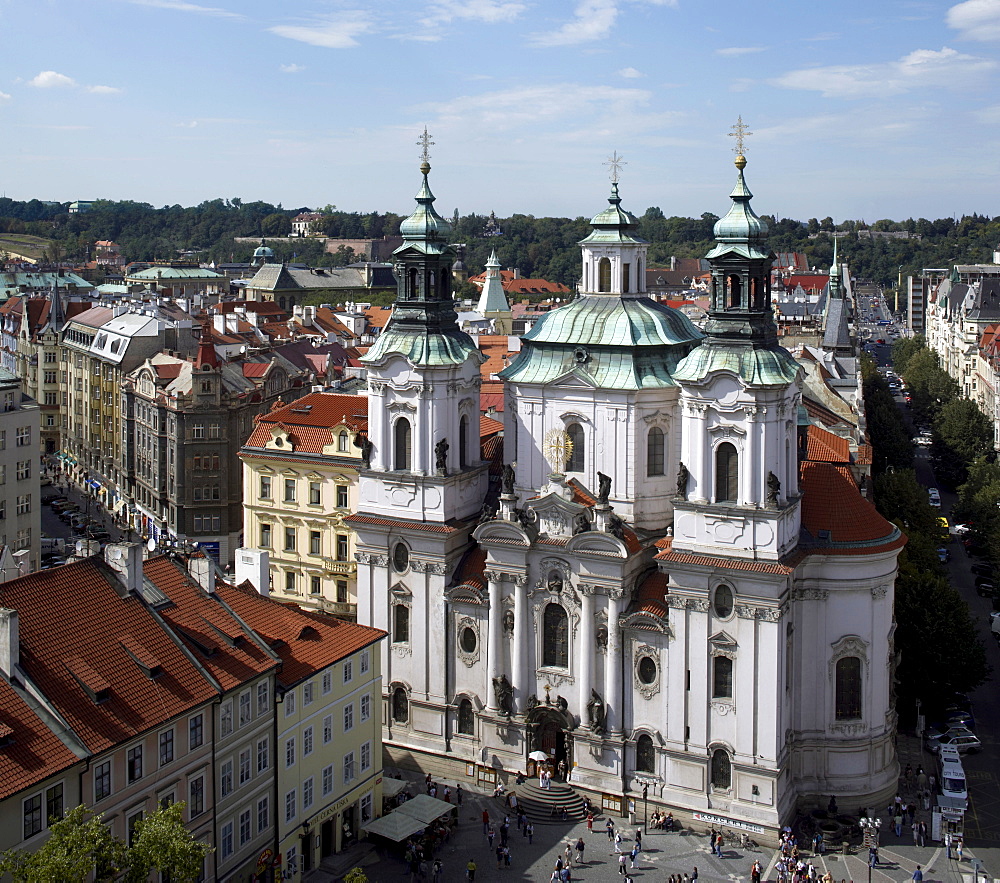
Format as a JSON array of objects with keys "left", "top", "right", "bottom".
[
  {"left": 862, "top": 346, "right": 990, "bottom": 713},
  {"left": 1, "top": 196, "right": 998, "bottom": 287}
]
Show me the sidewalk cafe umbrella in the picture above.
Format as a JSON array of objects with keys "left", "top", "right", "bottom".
[{"left": 528, "top": 750, "right": 549, "bottom": 762}]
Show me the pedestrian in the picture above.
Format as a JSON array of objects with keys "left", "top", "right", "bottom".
[
  {"left": 496, "top": 845, "right": 503, "bottom": 870},
  {"left": 418, "top": 859, "right": 429, "bottom": 879},
  {"left": 482, "top": 809, "right": 490, "bottom": 836},
  {"left": 957, "top": 838, "right": 964, "bottom": 862},
  {"left": 618, "top": 853, "right": 627, "bottom": 875},
  {"left": 444, "top": 785, "right": 451, "bottom": 803},
  {"left": 607, "top": 818, "right": 615, "bottom": 841},
  {"left": 587, "top": 812, "right": 594, "bottom": 832},
  {"left": 487, "top": 826, "right": 496, "bottom": 848},
  {"left": 630, "top": 844, "right": 639, "bottom": 868},
  {"left": 912, "top": 865, "right": 923, "bottom": 882},
  {"left": 558, "top": 759, "right": 567, "bottom": 782},
  {"left": 466, "top": 858, "right": 477, "bottom": 881},
  {"left": 526, "top": 822, "right": 534, "bottom": 844},
  {"left": 500, "top": 823, "right": 509, "bottom": 847},
  {"left": 564, "top": 844, "right": 573, "bottom": 868},
  {"left": 894, "top": 811, "right": 903, "bottom": 837},
  {"left": 945, "top": 832, "right": 952, "bottom": 859},
  {"left": 692, "top": 866, "right": 699, "bottom": 883},
  {"left": 752, "top": 860, "right": 763, "bottom": 883},
  {"left": 615, "top": 830, "right": 624, "bottom": 853},
  {"left": 503, "top": 846, "right": 511, "bottom": 869},
  {"left": 576, "top": 837, "right": 585, "bottom": 864},
  {"left": 635, "top": 828, "right": 642, "bottom": 851},
  {"left": 457, "top": 784, "right": 463, "bottom": 807},
  {"left": 432, "top": 859, "right": 442, "bottom": 882}
]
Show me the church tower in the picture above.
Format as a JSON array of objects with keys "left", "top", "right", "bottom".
[
  {"left": 350, "top": 134, "right": 488, "bottom": 760},
  {"left": 476, "top": 249, "right": 513, "bottom": 334}
]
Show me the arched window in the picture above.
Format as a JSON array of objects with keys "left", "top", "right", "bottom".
[
  {"left": 622, "top": 263, "right": 631, "bottom": 294},
  {"left": 598, "top": 257, "right": 612, "bottom": 292},
  {"left": 636, "top": 734, "right": 655, "bottom": 773},
  {"left": 457, "top": 698, "right": 475, "bottom": 735},
  {"left": 338, "top": 431, "right": 349, "bottom": 452},
  {"left": 647, "top": 427, "right": 665, "bottom": 476},
  {"left": 728, "top": 274, "right": 741, "bottom": 308},
  {"left": 392, "top": 687, "right": 408, "bottom": 723},
  {"left": 715, "top": 442, "right": 738, "bottom": 502},
  {"left": 394, "top": 604, "right": 410, "bottom": 643},
  {"left": 835, "top": 656, "right": 863, "bottom": 720},
  {"left": 710, "top": 749, "right": 731, "bottom": 790},
  {"left": 712, "top": 656, "right": 733, "bottom": 699},
  {"left": 542, "top": 603, "right": 569, "bottom": 668},
  {"left": 566, "top": 423, "right": 585, "bottom": 472},
  {"left": 394, "top": 417, "right": 412, "bottom": 471},
  {"left": 459, "top": 415, "right": 469, "bottom": 469}
]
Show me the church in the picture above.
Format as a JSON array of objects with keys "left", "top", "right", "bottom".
[{"left": 349, "top": 139, "right": 902, "bottom": 836}]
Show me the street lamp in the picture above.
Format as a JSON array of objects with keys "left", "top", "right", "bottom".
[
  {"left": 859, "top": 816, "right": 882, "bottom": 883},
  {"left": 642, "top": 784, "right": 648, "bottom": 835}
]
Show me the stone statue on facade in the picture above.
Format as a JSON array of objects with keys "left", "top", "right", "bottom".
[
  {"left": 435, "top": 438, "right": 449, "bottom": 475},
  {"left": 596, "top": 471, "right": 612, "bottom": 505},
  {"left": 501, "top": 462, "right": 515, "bottom": 495},
  {"left": 573, "top": 510, "right": 591, "bottom": 535},
  {"left": 503, "top": 609, "right": 515, "bottom": 636},
  {"left": 555, "top": 694, "right": 569, "bottom": 713},
  {"left": 525, "top": 693, "right": 539, "bottom": 713},
  {"left": 587, "top": 689, "right": 606, "bottom": 735},
  {"left": 479, "top": 496, "right": 499, "bottom": 524},
  {"left": 353, "top": 433, "right": 374, "bottom": 469},
  {"left": 607, "top": 511, "right": 626, "bottom": 540},
  {"left": 492, "top": 674, "right": 514, "bottom": 717},
  {"left": 675, "top": 462, "right": 690, "bottom": 499},
  {"left": 766, "top": 471, "right": 781, "bottom": 508}
]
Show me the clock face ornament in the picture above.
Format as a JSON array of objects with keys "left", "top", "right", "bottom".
[{"left": 543, "top": 428, "right": 573, "bottom": 474}]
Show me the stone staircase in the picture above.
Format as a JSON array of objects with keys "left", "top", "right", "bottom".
[{"left": 497, "top": 781, "right": 588, "bottom": 825}]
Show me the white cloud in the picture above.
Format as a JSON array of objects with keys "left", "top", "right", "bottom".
[
  {"left": 177, "top": 121, "right": 199, "bottom": 128},
  {"left": 947, "top": 0, "right": 1000, "bottom": 41},
  {"left": 279, "top": 63, "right": 305, "bottom": 73},
  {"left": 269, "top": 11, "right": 373, "bottom": 48},
  {"left": 715, "top": 46, "right": 766, "bottom": 56},
  {"left": 772, "top": 46, "right": 994, "bottom": 98},
  {"left": 617, "top": 66, "right": 644, "bottom": 78},
  {"left": 29, "top": 71, "right": 77, "bottom": 89},
  {"left": 973, "top": 102, "right": 1000, "bottom": 122},
  {"left": 528, "top": 0, "right": 619, "bottom": 47},
  {"left": 0, "top": 91, "right": 11, "bottom": 102},
  {"left": 425, "top": 0, "right": 525, "bottom": 24},
  {"left": 124, "top": 0, "right": 242, "bottom": 19},
  {"left": 87, "top": 85, "right": 122, "bottom": 94}
]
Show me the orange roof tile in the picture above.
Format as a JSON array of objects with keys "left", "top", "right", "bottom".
[
  {"left": 216, "top": 582, "right": 385, "bottom": 686},
  {"left": 805, "top": 425, "right": 851, "bottom": 463},
  {"left": 0, "top": 559, "right": 218, "bottom": 754},
  {"left": 453, "top": 547, "right": 487, "bottom": 592}
]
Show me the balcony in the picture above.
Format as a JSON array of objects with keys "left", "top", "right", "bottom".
[
  {"left": 322, "top": 557, "right": 357, "bottom": 575},
  {"left": 322, "top": 600, "right": 357, "bottom": 619}
]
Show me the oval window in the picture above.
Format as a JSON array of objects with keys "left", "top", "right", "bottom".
[
  {"left": 392, "top": 543, "right": 409, "bottom": 573},
  {"left": 638, "top": 656, "right": 657, "bottom": 685},
  {"left": 460, "top": 627, "right": 477, "bottom": 653},
  {"left": 714, "top": 584, "right": 734, "bottom": 618}
]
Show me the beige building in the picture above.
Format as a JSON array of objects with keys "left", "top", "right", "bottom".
[
  {"left": 240, "top": 392, "right": 368, "bottom": 617},
  {"left": 0, "top": 369, "right": 41, "bottom": 573}
]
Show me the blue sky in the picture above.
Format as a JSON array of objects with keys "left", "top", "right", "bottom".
[{"left": 1, "top": 0, "right": 998, "bottom": 223}]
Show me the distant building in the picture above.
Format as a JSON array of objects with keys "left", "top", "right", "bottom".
[
  {"left": 243, "top": 263, "right": 396, "bottom": 313},
  {"left": 67, "top": 201, "right": 93, "bottom": 214},
  {"left": 292, "top": 212, "right": 326, "bottom": 237},
  {"left": 94, "top": 240, "right": 124, "bottom": 269},
  {"left": 0, "top": 369, "right": 40, "bottom": 572}
]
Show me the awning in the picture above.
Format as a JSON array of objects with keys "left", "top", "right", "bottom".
[
  {"left": 393, "top": 794, "right": 455, "bottom": 825},
  {"left": 113, "top": 499, "right": 126, "bottom": 515},
  {"left": 381, "top": 777, "right": 409, "bottom": 798},
  {"left": 361, "top": 811, "right": 426, "bottom": 842},
  {"left": 88, "top": 480, "right": 101, "bottom": 490}
]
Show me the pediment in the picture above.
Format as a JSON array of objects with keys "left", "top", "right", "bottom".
[
  {"left": 708, "top": 630, "right": 738, "bottom": 650},
  {"left": 545, "top": 368, "right": 598, "bottom": 389},
  {"left": 566, "top": 531, "right": 625, "bottom": 555},
  {"left": 474, "top": 520, "right": 530, "bottom": 545},
  {"left": 527, "top": 493, "right": 587, "bottom": 540}
]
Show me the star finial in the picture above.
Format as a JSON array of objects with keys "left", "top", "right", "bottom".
[
  {"left": 729, "top": 115, "right": 752, "bottom": 156},
  {"left": 417, "top": 126, "right": 434, "bottom": 164},
  {"left": 604, "top": 150, "right": 626, "bottom": 184}
]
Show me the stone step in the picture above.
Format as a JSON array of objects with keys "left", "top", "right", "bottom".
[{"left": 495, "top": 782, "right": 588, "bottom": 825}]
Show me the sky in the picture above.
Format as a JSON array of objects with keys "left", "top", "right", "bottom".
[{"left": 1, "top": 0, "right": 999, "bottom": 223}]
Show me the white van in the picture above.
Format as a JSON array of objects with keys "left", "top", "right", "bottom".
[{"left": 938, "top": 756, "right": 968, "bottom": 810}]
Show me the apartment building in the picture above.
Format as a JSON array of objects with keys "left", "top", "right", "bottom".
[
  {"left": 0, "top": 369, "right": 40, "bottom": 572},
  {"left": 240, "top": 393, "right": 368, "bottom": 616}
]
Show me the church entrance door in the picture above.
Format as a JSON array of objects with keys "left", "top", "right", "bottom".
[{"left": 538, "top": 720, "right": 573, "bottom": 780}]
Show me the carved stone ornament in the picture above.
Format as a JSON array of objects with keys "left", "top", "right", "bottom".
[
  {"left": 391, "top": 641, "right": 412, "bottom": 658},
  {"left": 456, "top": 615, "right": 481, "bottom": 668},
  {"left": 665, "top": 595, "right": 711, "bottom": 612},
  {"left": 710, "top": 700, "right": 735, "bottom": 716},
  {"left": 633, "top": 643, "right": 662, "bottom": 700},
  {"left": 410, "top": 559, "right": 428, "bottom": 573},
  {"left": 828, "top": 635, "right": 869, "bottom": 682},
  {"left": 871, "top": 585, "right": 889, "bottom": 599},
  {"left": 736, "top": 604, "right": 782, "bottom": 622},
  {"left": 792, "top": 587, "right": 829, "bottom": 601},
  {"left": 830, "top": 722, "right": 868, "bottom": 736}
]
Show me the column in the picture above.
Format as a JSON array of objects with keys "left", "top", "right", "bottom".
[
  {"left": 512, "top": 575, "right": 527, "bottom": 715},
  {"left": 605, "top": 590, "right": 623, "bottom": 734},
  {"left": 744, "top": 405, "right": 758, "bottom": 506},
  {"left": 578, "top": 586, "right": 595, "bottom": 718},
  {"left": 486, "top": 571, "right": 503, "bottom": 712}
]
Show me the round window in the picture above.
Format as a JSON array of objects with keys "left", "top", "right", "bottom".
[
  {"left": 392, "top": 543, "right": 409, "bottom": 573},
  {"left": 638, "top": 656, "right": 657, "bottom": 685},
  {"left": 714, "top": 584, "right": 734, "bottom": 618},
  {"left": 460, "top": 627, "right": 477, "bottom": 653}
]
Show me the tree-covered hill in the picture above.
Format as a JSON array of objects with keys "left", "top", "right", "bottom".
[{"left": 1, "top": 195, "right": 997, "bottom": 288}]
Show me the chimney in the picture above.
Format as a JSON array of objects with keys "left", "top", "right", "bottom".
[
  {"left": 235, "top": 548, "right": 270, "bottom": 597},
  {"left": 213, "top": 314, "right": 225, "bottom": 334},
  {"left": 103, "top": 543, "right": 143, "bottom": 596},
  {"left": 187, "top": 553, "right": 215, "bottom": 593},
  {"left": 0, "top": 608, "right": 19, "bottom": 678}
]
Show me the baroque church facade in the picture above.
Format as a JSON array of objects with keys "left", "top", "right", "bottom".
[{"left": 350, "top": 149, "right": 902, "bottom": 835}]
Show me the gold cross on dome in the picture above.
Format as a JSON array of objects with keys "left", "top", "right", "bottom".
[
  {"left": 729, "top": 115, "right": 752, "bottom": 155},
  {"left": 417, "top": 126, "right": 434, "bottom": 163},
  {"left": 604, "top": 150, "right": 626, "bottom": 183}
]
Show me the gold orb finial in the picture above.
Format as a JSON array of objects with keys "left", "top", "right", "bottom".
[{"left": 734, "top": 154, "right": 747, "bottom": 170}]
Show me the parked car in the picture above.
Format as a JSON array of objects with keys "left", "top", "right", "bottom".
[
  {"left": 928, "top": 488, "right": 941, "bottom": 508},
  {"left": 937, "top": 547, "right": 951, "bottom": 563},
  {"left": 975, "top": 577, "right": 996, "bottom": 597},
  {"left": 925, "top": 727, "right": 982, "bottom": 754},
  {"left": 971, "top": 563, "right": 993, "bottom": 578}
]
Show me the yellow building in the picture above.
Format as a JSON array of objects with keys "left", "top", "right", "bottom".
[{"left": 240, "top": 392, "right": 368, "bottom": 618}]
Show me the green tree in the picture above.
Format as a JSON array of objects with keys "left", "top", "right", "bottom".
[
  {"left": 261, "top": 213, "right": 292, "bottom": 236},
  {"left": 0, "top": 804, "right": 210, "bottom": 883}
]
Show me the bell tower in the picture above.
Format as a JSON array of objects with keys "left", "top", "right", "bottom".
[{"left": 672, "top": 124, "right": 802, "bottom": 561}]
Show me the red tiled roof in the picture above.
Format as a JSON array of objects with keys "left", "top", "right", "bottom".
[
  {"left": 216, "top": 582, "right": 385, "bottom": 687},
  {"left": 631, "top": 570, "right": 670, "bottom": 617},
  {"left": 344, "top": 514, "right": 463, "bottom": 533},
  {"left": 242, "top": 362, "right": 270, "bottom": 378},
  {"left": 480, "top": 415, "right": 504, "bottom": 437},
  {"left": 245, "top": 392, "right": 369, "bottom": 452},
  {"left": 0, "top": 678, "right": 81, "bottom": 800},
  {"left": 480, "top": 382, "right": 505, "bottom": 413},
  {"left": 145, "top": 556, "right": 278, "bottom": 692},
  {"left": 453, "top": 546, "right": 487, "bottom": 591},
  {"left": 0, "top": 559, "right": 218, "bottom": 755},
  {"left": 805, "top": 425, "right": 851, "bottom": 463},
  {"left": 799, "top": 461, "right": 906, "bottom": 553},
  {"left": 363, "top": 306, "right": 393, "bottom": 329},
  {"left": 655, "top": 543, "right": 796, "bottom": 574},
  {"left": 154, "top": 363, "right": 183, "bottom": 380}
]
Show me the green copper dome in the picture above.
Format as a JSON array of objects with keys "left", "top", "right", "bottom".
[
  {"left": 579, "top": 182, "right": 646, "bottom": 246},
  {"left": 398, "top": 161, "right": 453, "bottom": 243},
  {"left": 709, "top": 156, "right": 769, "bottom": 251}
]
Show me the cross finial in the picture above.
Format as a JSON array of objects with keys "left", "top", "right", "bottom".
[
  {"left": 417, "top": 126, "right": 434, "bottom": 164},
  {"left": 604, "top": 150, "right": 626, "bottom": 184},
  {"left": 729, "top": 115, "right": 752, "bottom": 156}
]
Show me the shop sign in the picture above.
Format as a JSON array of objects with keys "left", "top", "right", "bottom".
[
  {"left": 255, "top": 849, "right": 273, "bottom": 875},
  {"left": 692, "top": 811, "right": 764, "bottom": 834}
]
